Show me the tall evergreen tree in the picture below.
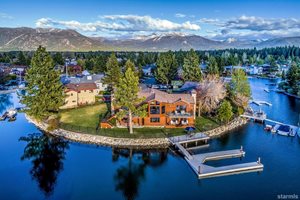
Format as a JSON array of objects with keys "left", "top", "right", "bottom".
[
  {"left": 52, "top": 52, "right": 64, "bottom": 65},
  {"left": 286, "top": 62, "right": 300, "bottom": 94},
  {"left": 229, "top": 69, "right": 251, "bottom": 109},
  {"left": 103, "top": 53, "right": 122, "bottom": 88},
  {"left": 114, "top": 67, "right": 147, "bottom": 134},
  {"left": 21, "top": 46, "right": 64, "bottom": 120},
  {"left": 155, "top": 51, "right": 178, "bottom": 85},
  {"left": 207, "top": 56, "right": 219, "bottom": 75},
  {"left": 230, "top": 69, "right": 251, "bottom": 97},
  {"left": 182, "top": 49, "right": 201, "bottom": 81},
  {"left": 16, "top": 51, "right": 27, "bottom": 65}
]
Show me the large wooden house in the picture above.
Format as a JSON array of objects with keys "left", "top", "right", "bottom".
[{"left": 102, "top": 88, "right": 197, "bottom": 128}]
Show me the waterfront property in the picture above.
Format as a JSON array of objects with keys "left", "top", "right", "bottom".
[
  {"left": 60, "top": 82, "right": 98, "bottom": 109},
  {"left": 111, "top": 88, "right": 197, "bottom": 128}
]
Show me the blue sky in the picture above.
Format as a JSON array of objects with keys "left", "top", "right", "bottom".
[{"left": 1, "top": 0, "right": 300, "bottom": 40}]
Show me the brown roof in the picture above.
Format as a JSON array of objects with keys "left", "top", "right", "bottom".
[
  {"left": 138, "top": 88, "right": 195, "bottom": 104},
  {"left": 65, "top": 83, "right": 97, "bottom": 92}
]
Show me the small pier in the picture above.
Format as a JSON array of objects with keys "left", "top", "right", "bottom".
[
  {"left": 169, "top": 135, "right": 264, "bottom": 179},
  {"left": 249, "top": 100, "right": 272, "bottom": 106},
  {"left": 169, "top": 132, "right": 210, "bottom": 146}
]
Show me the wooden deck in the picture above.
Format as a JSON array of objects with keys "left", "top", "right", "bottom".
[{"left": 168, "top": 132, "right": 210, "bottom": 145}]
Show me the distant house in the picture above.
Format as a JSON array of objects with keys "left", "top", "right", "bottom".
[
  {"left": 60, "top": 83, "right": 98, "bottom": 109},
  {"left": 112, "top": 88, "right": 197, "bottom": 128},
  {"left": 65, "top": 58, "right": 77, "bottom": 66},
  {"left": 63, "top": 74, "right": 108, "bottom": 92},
  {"left": 10, "top": 65, "right": 28, "bottom": 77},
  {"left": 142, "top": 64, "right": 156, "bottom": 76},
  {"left": 246, "top": 65, "right": 263, "bottom": 75}
]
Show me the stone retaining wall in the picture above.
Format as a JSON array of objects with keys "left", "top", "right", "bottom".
[
  {"left": 204, "top": 117, "right": 248, "bottom": 137},
  {"left": 25, "top": 114, "right": 170, "bottom": 149},
  {"left": 26, "top": 114, "right": 247, "bottom": 149}
]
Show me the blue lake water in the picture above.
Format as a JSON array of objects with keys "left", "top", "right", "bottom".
[{"left": 0, "top": 78, "right": 300, "bottom": 200}]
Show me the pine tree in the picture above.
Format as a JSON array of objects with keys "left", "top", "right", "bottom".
[
  {"left": 217, "top": 100, "right": 233, "bottom": 124},
  {"left": 207, "top": 56, "right": 219, "bottom": 75},
  {"left": 286, "top": 62, "right": 300, "bottom": 94},
  {"left": 124, "top": 59, "right": 135, "bottom": 72},
  {"left": 230, "top": 69, "right": 251, "bottom": 97},
  {"left": 182, "top": 49, "right": 201, "bottom": 81},
  {"left": 16, "top": 51, "right": 27, "bottom": 65},
  {"left": 21, "top": 46, "right": 64, "bottom": 120},
  {"left": 229, "top": 69, "right": 251, "bottom": 109},
  {"left": 103, "top": 53, "right": 122, "bottom": 89},
  {"left": 114, "top": 67, "right": 147, "bottom": 134},
  {"left": 52, "top": 52, "right": 64, "bottom": 65},
  {"left": 155, "top": 51, "right": 178, "bottom": 85}
]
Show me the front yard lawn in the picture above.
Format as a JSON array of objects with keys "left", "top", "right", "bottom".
[
  {"left": 60, "top": 103, "right": 108, "bottom": 128},
  {"left": 195, "top": 116, "right": 220, "bottom": 132}
]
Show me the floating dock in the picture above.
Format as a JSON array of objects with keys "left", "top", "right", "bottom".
[
  {"left": 249, "top": 100, "right": 272, "bottom": 106},
  {"left": 170, "top": 135, "right": 264, "bottom": 179}
]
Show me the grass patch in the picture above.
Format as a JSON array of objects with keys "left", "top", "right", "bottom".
[
  {"left": 195, "top": 116, "right": 219, "bottom": 132},
  {"left": 60, "top": 103, "right": 108, "bottom": 128}
]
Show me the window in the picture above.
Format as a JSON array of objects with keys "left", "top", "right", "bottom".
[
  {"left": 150, "top": 118, "right": 160, "bottom": 123},
  {"left": 162, "top": 106, "right": 165, "bottom": 114},
  {"left": 71, "top": 93, "right": 73, "bottom": 96},
  {"left": 150, "top": 106, "right": 160, "bottom": 114},
  {"left": 176, "top": 105, "right": 187, "bottom": 112},
  {"left": 150, "top": 101, "right": 160, "bottom": 105}
]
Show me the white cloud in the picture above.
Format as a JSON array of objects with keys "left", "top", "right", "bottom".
[
  {"left": 200, "top": 15, "right": 300, "bottom": 40},
  {"left": 36, "top": 15, "right": 200, "bottom": 36},
  {"left": 0, "top": 12, "right": 13, "bottom": 20},
  {"left": 175, "top": 13, "right": 186, "bottom": 18}
]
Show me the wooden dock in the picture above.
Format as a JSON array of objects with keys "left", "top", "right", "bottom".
[
  {"left": 169, "top": 132, "right": 210, "bottom": 145},
  {"left": 170, "top": 135, "right": 264, "bottom": 179},
  {"left": 241, "top": 114, "right": 267, "bottom": 121},
  {"left": 249, "top": 100, "right": 272, "bottom": 106}
]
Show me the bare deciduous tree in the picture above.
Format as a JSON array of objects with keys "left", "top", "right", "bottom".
[{"left": 196, "top": 75, "right": 226, "bottom": 116}]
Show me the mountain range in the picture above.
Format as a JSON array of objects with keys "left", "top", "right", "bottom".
[{"left": 1, "top": 27, "right": 300, "bottom": 51}]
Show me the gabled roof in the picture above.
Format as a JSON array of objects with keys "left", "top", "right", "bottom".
[
  {"left": 65, "top": 83, "right": 97, "bottom": 92},
  {"left": 138, "top": 88, "right": 194, "bottom": 104}
]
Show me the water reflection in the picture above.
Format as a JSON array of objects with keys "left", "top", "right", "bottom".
[
  {"left": 113, "top": 149, "right": 167, "bottom": 200},
  {"left": 0, "top": 94, "right": 13, "bottom": 113},
  {"left": 19, "top": 133, "right": 69, "bottom": 197}
]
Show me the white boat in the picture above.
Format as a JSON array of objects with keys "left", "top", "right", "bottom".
[
  {"left": 7, "top": 109, "right": 17, "bottom": 118},
  {"left": 264, "top": 88, "right": 270, "bottom": 93}
]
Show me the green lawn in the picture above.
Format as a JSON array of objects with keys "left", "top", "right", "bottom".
[
  {"left": 60, "top": 103, "right": 108, "bottom": 128},
  {"left": 195, "top": 116, "right": 220, "bottom": 132}
]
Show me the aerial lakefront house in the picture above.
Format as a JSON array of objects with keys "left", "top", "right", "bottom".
[
  {"left": 60, "top": 83, "right": 98, "bottom": 109},
  {"left": 102, "top": 88, "right": 197, "bottom": 128}
]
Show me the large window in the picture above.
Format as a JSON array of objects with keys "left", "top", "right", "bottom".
[
  {"left": 150, "top": 118, "right": 160, "bottom": 123},
  {"left": 176, "top": 105, "right": 187, "bottom": 112},
  {"left": 162, "top": 106, "right": 165, "bottom": 114},
  {"left": 150, "top": 106, "right": 160, "bottom": 114}
]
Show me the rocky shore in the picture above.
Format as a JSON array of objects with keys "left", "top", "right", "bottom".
[
  {"left": 26, "top": 114, "right": 247, "bottom": 149},
  {"left": 25, "top": 114, "right": 170, "bottom": 149},
  {"left": 203, "top": 117, "right": 248, "bottom": 137}
]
